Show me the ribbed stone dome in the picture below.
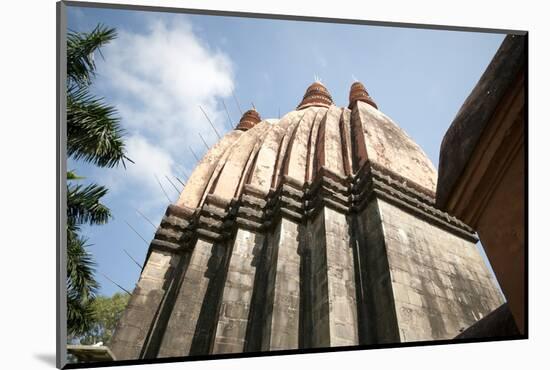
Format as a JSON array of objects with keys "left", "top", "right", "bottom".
[
  {"left": 111, "top": 81, "right": 501, "bottom": 360},
  {"left": 176, "top": 81, "right": 437, "bottom": 210}
]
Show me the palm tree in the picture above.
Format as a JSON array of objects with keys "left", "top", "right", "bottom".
[{"left": 66, "top": 25, "right": 131, "bottom": 336}]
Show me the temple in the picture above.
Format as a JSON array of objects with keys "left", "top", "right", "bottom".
[{"left": 109, "top": 79, "right": 505, "bottom": 360}]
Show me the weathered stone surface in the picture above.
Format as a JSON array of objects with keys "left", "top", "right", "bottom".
[
  {"left": 355, "top": 200, "right": 400, "bottom": 344},
  {"left": 315, "top": 105, "right": 346, "bottom": 177},
  {"left": 110, "top": 250, "right": 180, "bottom": 360},
  {"left": 261, "top": 218, "right": 301, "bottom": 351},
  {"left": 357, "top": 198, "right": 504, "bottom": 343},
  {"left": 212, "top": 229, "right": 265, "bottom": 354},
  {"left": 175, "top": 82, "right": 439, "bottom": 214},
  {"left": 455, "top": 302, "right": 520, "bottom": 339},
  {"left": 353, "top": 101, "right": 437, "bottom": 192},
  {"left": 436, "top": 34, "right": 526, "bottom": 208},
  {"left": 111, "top": 80, "right": 508, "bottom": 360},
  {"left": 157, "top": 239, "right": 226, "bottom": 357},
  {"left": 308, "top": 207, "right": 359, "bottom": 347},
  {"left": 211, "top": 122, "right": 271, "bottom": 201},
  {"left": 248, "top": 112, "right": 301, "bottom": 194},
  {"left": 177, "top": 130, "right": 242, "bottom": 209},
  {"left": 436, "top": 34, "right": 526, "bottom": 334},
  {"left": 284, "top": 107, "right": 323, "bottom": 185}
]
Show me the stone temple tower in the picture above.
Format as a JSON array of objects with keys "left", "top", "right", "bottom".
[{"left": 110, "top": 81, "right": 504, "bottom": 360}]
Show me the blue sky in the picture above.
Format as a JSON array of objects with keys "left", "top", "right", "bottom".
[{"left": 67, "top": 5, "right": 506, "bottom": 296}]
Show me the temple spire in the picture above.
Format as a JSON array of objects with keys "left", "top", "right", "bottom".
[
  {"left": 297, "top": 81, "right": 333, "bottom": 110},
  {"left": 236, "top": 108, "right": 261, "bottom": 131},
  {"left": 348, "top": 81, "right": 378, "bottom": 109}
]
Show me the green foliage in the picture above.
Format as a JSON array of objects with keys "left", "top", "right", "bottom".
[
  {"left": 66, "top": 24, "right": 131, "bottom": 337},
  {"left": 67, "top": 292, "right": 96, "bottom": 338},
  {"left": 67, "top": 24, "right": 116, "bottom": 87},
  {"left": 79, "top": 293, "right": 130, "bottom": 345},
  {"left": 66, "top": 24, "right": 131, "bottom": 169},
  {"left": 67, "top": 84, "right": 131, "bottom": 168},
  {"left": 67, "top": 183, "right": 111, "bottom": 226},
  {"left": 67, "top": 170, "right": 85, "bottom": 180},
  {"left": 66, "top": 222, "right": 99, "bottom": 336},
  {"left": 67, "top": 228, "right": 97, "bottom": 297}
]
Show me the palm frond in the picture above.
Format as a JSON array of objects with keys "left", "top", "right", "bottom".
[
  {"left": 67, "top": 182, "right": 111, "bottom": 226},
  {"left": 67, "top": 85, "right": 131, "bottom": 168},
  {"left": 67, "top": 292, "right": 96, "bottom": 336},
  {"left": 66, "top": 231, "right": 99, "bottom": 336},
  {"left": 67, "top": 24, "right": 117, "bottom": 87},
  {"left": 65, "top": 23, "right": 123, "bottom": 338},
  {"left": 67, "top": 170, "right": 85, "bottom": 180},
  {"left": 67, "top": 231, "right": 99, "bottom": 302}
]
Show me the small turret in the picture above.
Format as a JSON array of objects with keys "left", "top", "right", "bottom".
[
  {"left": 297, "top": 81, "right": 333, "bottom": 110},
  {"left": 348, "top": 81, "right": 378, "bottom": 109}
]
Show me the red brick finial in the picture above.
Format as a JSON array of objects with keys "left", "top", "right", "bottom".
[
  {"left": 236, "top": 109, "right": 261, "bottom": 131},
  {"left": 348, "top": 81, "right": 378, "bottom": 109},
  {"left": 297, "top": 82, "right": 334, "bottom": 110}
]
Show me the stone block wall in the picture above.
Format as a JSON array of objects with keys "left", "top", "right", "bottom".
[
  {"left": 358, "top": 198, "right": 504, "bottom": 343},
  {"left": 110, "top": 250, "right": 181, "bottom": 360},
  {"left": 261, "top": 218, "right": 302, "bottom": 351},
  {"left": 212, "top": 229, "right": 265, "bottom": 354},
  {"left": 105, "top": 82, "right": 512, "bottom": 361},
  {"left": 157, "top": 239, "right": 227, "bottom": 357},
  {"left": 111, "top": 191, "right": 504, "bottom": 359}
]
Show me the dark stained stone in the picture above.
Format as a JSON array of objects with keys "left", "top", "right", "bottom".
[
  {"left": 436, "top": 34, "right": 526, "bottom": 208},
  {"left": 455, "top": 303, "right": 520, "bottom": 339}
]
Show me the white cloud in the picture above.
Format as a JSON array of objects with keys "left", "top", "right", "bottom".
[
  {"left": 92, "top": 16, "right": 236, "bottom": 210},
  {"left": 125, "top": 135, "right": 174, "bottom": 191},
  {"left": 99, "top": 18, "right": 233, "bottom": 148}
]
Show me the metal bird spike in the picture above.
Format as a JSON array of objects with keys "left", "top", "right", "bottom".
[
  {"left": 100, "top": 272, "right": 132, "bottom": 295},
  {"left": 199, "top": 105, "right": 222, "bottom": 140},
  {"left": 124, "top": 219, "right": 149, "bottom": 246},
  {"left": 232, "top": 90, "right": 243, "bottom": 115},
  {"left": 174, "top": 176, "right": 186, "bottom": 188},
  {"left": 123, "top": 248, "right": 143, "bottom": 270},
  {"left": 133, "top": 207, "right": 156, "bottom": 229},
  {"left": 251, "top": 102, "right": 256, "bottom": 110},
  {"left": 154, "top": 174, "right": 172, "bottom": 203},
  {"left": 221, "top": 98, "right": 233, "bottom": 130},
  {"left": 165, "top": 174, "right": 182, "bottom": 194},
  {"left": 174, "top": 163, "right": 189, "bottom": 181},
  {"left": 181, "top": 167, "right": 191, "bottom": 181},
  {"left": 198, "top": 132, "right": 210, "bottom": 151},
  {"left": 189, "top": 146, "right": 200, "bottom": 162}
]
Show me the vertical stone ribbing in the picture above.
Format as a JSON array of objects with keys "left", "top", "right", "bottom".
[
  {"left": 309, "top": 210, "right": 329, "bottom": 347},
  {"left": 211, "top": 229, "right": 265, "bottom": 354},
  {"left": 176, "top": 130, "right": 243, "bottom": 209},
  {"left": 261, "top": 218, "right": 301, "bottom": 351},
  {"left": 355, "top": 199, "right": 401, "bottom": 344},
  {"left": 324, "top": 208, "right": 359, "bottom": 346},
  {"left": 110, "top": 91, "right": 510, "bottom": 360},
  {"left": 157, "top": 239, "right": 226, "bottom": 357},
  {"left": 315, "top": 106, "right": 346, "bottom": 177},
  {"left": 110, "top": 250, "right": 180, "bottom": 360},
  {"left": 308, "top": 207, "right": 359, "bottom": 347},
  {"left": 299, "top": 223, "right": 312, "bottom": 348},
  {"left": 140, "top": 250, "right": 192, "bottom": 359}
]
